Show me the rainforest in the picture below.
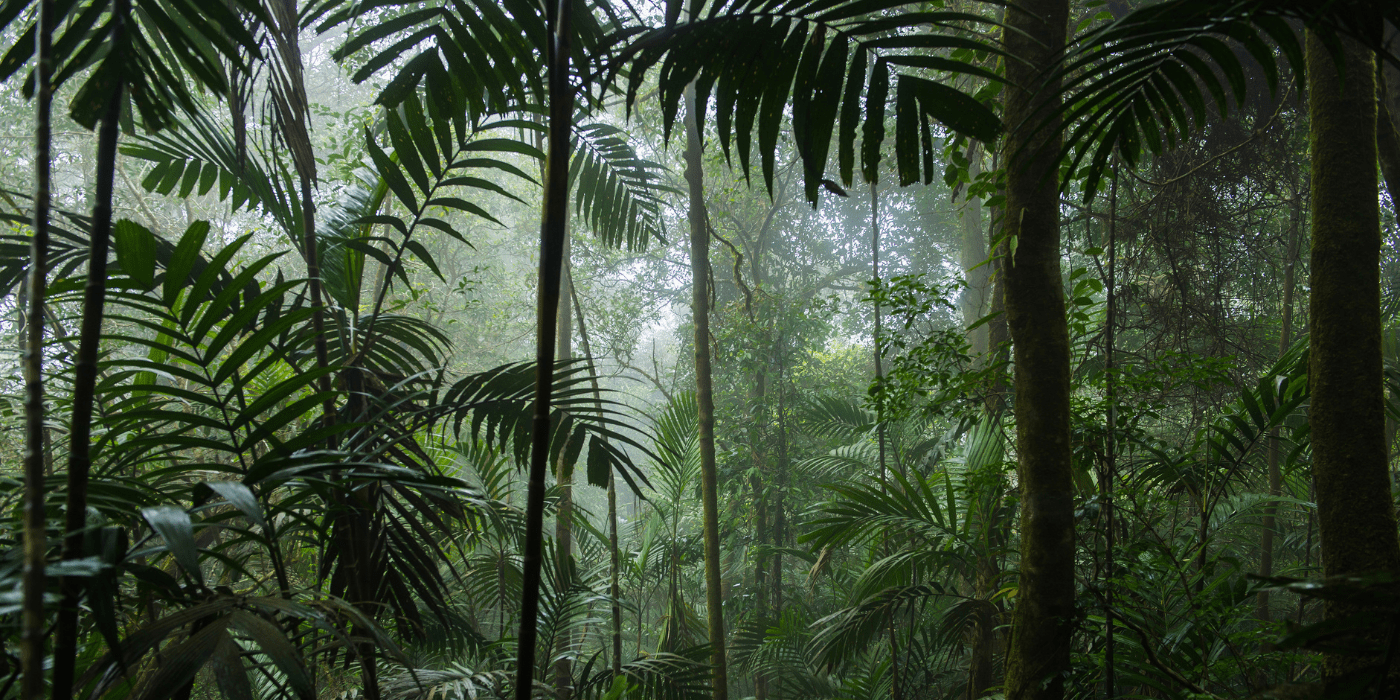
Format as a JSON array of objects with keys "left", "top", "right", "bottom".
[{"left": 2, "top": 0, "right": 1400, "bottom": 699}]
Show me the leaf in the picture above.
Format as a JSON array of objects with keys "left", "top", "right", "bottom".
[
  {"left": 164, "top": 220, "right": 211, "bottom": 309},
  {"left": 141, "top": 505, "right": 203, "bottom": 586},
  {"left": 228, "top": 611, "right": 315, "bottom": 700},
  {"left": 199, "top": 481, "right": 268, "bottom": 533},
  {"left": 903, "top": 75, "right": 1000, "bottom": 143},
  {"left": 114, "top": 219, "right": 158, "bottom": 290}
]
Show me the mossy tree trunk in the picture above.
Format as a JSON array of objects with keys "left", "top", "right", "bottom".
[
  {"left": 1000, "top": 0, "right": 1073, "bottom": 698},
  {"left": 685, "top": 84, "right": 729, "bottom": 700},
  {"left": 1305, "top": 19, "right": 1400, "bottom": 689}
]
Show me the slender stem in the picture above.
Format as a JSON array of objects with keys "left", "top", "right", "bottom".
[
  {"left": 872, "top": 180, "right": 886, "bottom": 482},
  {"left": 52, "top": 5, "right": 128, "bottom": 697},
  {"left": 516, "top": 0, "right": 573, "bottom": 695},
  {"left": 1104, "top": 158, "right": 1118, "bottom": 700},
  {"left": 684, "top": 82, "right": 729, "bottom": 700},
  {"left": 21, "top": 2, "right": 56, "bottom": 697},
  {"left": 871, "top": 179, "right": 900, "bottom": 700},
  {"left": 568, "top": 280, "right": 623, "bottom": 677}
]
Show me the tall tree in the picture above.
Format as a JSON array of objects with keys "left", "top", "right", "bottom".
[
  {"left": 999, "top": 0, "right": 1074, "bottom": 699},
  {"left": 956, "top": 141, "right": 989, "bottom": 357},
  {"left": 52, "top": 0, "right": 128, "bottom": 694},
  {"left": 554, "top": 243, "right": 575, "bottom": 700},
  {"left": 20, "top": 1, "right": 56, "bottom": 698},
  {"left": 517, "top": 0, "right": 576, "bottom": 695},
  {"left": 685, "top": 83, "right": 729, "bottom": 700},
  {"left": 1305, "top": 10, "right": 1400, "bottom": 690}
]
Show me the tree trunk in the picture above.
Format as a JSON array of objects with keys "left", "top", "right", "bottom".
[
  {"left": 770, "top": 374, "right": 787, "bottom": 619},
  {"left": 553, "top": 246, "right": 575, "bottom": 700},
  {"left": 958, "top": 144, "right": 999, "bottom": 700},
  {"left": 958, "top": 142, "right": 990, "bottom": 356},
  {"left": 1256, "top": 183, "right": 1299, "bottom": 627},
  {"left": 516, "top": 0, "right": 574, "bottom": 694},
  {"left": 1000, "top": 0, "right": 1073, "bottom": 698},
  {"left": 967, "top": 557, "right": 997, "bottom": 700},
  {"left": 52, "top": 3, "right": 128, "bottom": 695},
  {"left": 1378, "top": 23, "right": 1400, "bottom": 222},
  {"left": 750, "top": 367, "right": 768, "bottom": 700},
  {"left": 1306, "top": 21, "right": 1400, "bottom": 689},
  {"left": 684, "top": 84, "right": 729, "bottom": 700},
  {"left": 21, "top": 2, "right": 55, "bottom": 698}
]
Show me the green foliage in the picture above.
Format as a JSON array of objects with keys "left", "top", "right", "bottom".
[
  {"left": 0, "top": 0, "right": 267, "bottom": 130},
  {"left": 609, "top": 0, "right": 1003, "bottom": 202},
  {"left": 1053, "top": 0, "right": 1400, "bottom": 199}
]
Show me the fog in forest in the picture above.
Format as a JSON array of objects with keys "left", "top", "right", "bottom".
[{"left": 1, "top": 2, "right": 1399, "bottom": 700}]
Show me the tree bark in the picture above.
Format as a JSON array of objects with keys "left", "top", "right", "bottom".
[
  {"left": 21, "top": 2, "right": 56, "bottom": 698},
  {"left": 1379, "top": 23, "right": 1400, "bottom": 222},
  {"left": 685, "top": 84, "right": 729, "bottom": 700},
  {"left": 1306, "top": 18, "right": 1400, "bottom": 689},
  {"left": 999, "top": 0, "right": 1074, "bottom": 698}
]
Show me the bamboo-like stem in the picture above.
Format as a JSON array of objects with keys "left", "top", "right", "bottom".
[
  {"left": 52, "top": 4, "right": 128, "bottom": 696},
  {"left": 684, "top": 83, "right": 729, "bottom": 700},
  {"left": 21, "top": 2, "right": 56, "bottom": 697},
  {"left": 516, "top": 0, "right": 574, "bottom": 694},
  {"left": 553, "top": 249, "right": 575, "bottom": 700},
  {"left": 1104, "top": 158, "right": 1118, "bottom": 700}
]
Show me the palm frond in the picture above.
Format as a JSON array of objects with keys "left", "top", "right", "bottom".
[{"left": 608, "top": 1, "right": 1004, "bottom": 201}]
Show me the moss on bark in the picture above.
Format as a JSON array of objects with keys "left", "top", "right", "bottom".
[
  {"left": 999, "top": 0, "right": 1074, "bottom": 698},
  {"left": 1306, "top": 23, "right": 1400, "bottom": 687}
]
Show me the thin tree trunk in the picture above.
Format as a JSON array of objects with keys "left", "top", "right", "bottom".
[
  {"left": 567, "top": 280, "right": 622, "bottom": 678},
  {"left": 1000, "top": 0, "right": 1073, "bottom": 697},
  {"left": 21, "top": 1, "right": 56, "bottom": 697},
  {"left": 871, "top": 179, "right": 899, "bottom": 700},
  {"left": 1256, "top": 183, "right": 1299, "bottom": 627},
  {"left": 52, "top": 3, "right": 128, "bottom": 695},
  {"left": 770, "top": 375, "right": 787, "bottom": 622},
  {"left": 553, "top": 248, "right": 575, "bottom": 700},
  {"left": 960, "top": 143, "right": 999, "bottom": 700},
  {"left": 1306, "top": 20, "right": 1400, "bottom": 690},
  {"left": 958, "top": 142, "right": 989, "bottom": 356},
  {"left": 1102, "top": 161, "right": 1118, "bottom": 700},
  {"left": 749, "top": 367, "right": 768, "bottom": 700},
  {"left": 684, "top": 83, "right": 729, "bottom": 700},
  {"left": 516, "top": 0, "right": 574, "bottom": 694},
  {"left": 269, "top": 4, "right": 346, "bottom": 697}
]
